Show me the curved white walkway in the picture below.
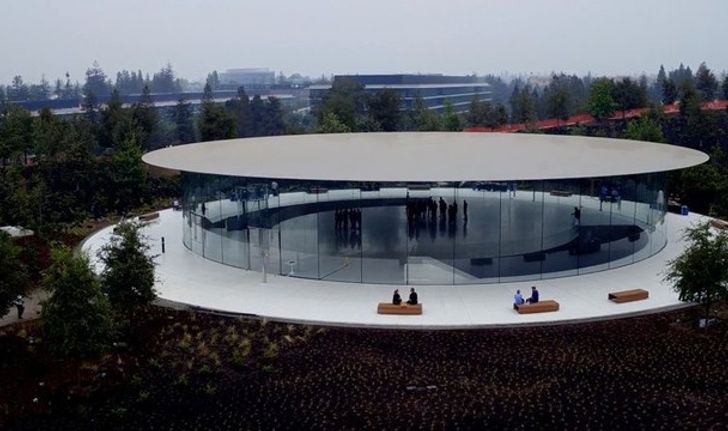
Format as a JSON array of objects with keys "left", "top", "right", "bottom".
[{"left": 82, "top": 209, "right": 702, "bottom": 329}]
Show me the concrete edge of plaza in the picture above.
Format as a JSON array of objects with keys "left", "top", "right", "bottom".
[{"left": 81, "top": 208, "right": 709, "bottom": 330}]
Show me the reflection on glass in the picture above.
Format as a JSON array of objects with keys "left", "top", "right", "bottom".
[{"left": 179, "top": 172, "right": 668, "bottom": 285}]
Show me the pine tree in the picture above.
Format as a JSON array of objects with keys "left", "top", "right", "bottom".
[
  {"left": 100, "top": 221, "right": 156, "bottom": 323},
  {"left": 42, "top": 246, "right": 114, "bottom": 357},
  {"left": 0, "top": 232, "right": 29, "bottom": 317},
  {"left": 174, "top": 98, "right": 195, "bottom": 144}
]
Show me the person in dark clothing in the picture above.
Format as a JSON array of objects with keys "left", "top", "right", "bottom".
[
  {"left": 407, "top": 288, "right": 418, "bottom": 305},
  {"left": 439, "top": 197, "right": 447, "bottom": 218},
  {"left": 572, "top": 206, "right": 581, "bottom": 225},
  {"left": 392, "top": 289, "right": 402, "bottom": 305},
  {"left": 526, "top": 286, "right": 539, "bottom": 304},
  {"left": 13, "top": 295, "right": 25, "bottom": 319},
  {"left": 463, "top": 200, "right": 468, "bottom": 221}
]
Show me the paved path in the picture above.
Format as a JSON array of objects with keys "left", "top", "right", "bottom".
[
  {"left": 82, "top": 209, "right": 697, "bottom": 330},
  {"left": 0, "top": 289, "right": 49, "bottom": 327}
]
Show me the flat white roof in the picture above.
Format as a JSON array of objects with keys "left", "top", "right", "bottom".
[{"left": 142, "top": 132, "right": 708, "bottom": 182}]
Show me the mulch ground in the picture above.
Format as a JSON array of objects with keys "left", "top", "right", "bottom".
[{"left": 1, "top": 306, "right": 727, "bottom": 430}]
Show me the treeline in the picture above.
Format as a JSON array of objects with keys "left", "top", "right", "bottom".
[{"left": 315, "top": 78, "right": 469, "bottom": 133}]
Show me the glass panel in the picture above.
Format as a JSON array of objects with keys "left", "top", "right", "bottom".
[
  {"left": 499, "top": 180, "right": 544, "bottom": 282},
  {"left": 318, "top": 181, "right": 362, "bottom": 282},
  {"left": 362, "top": 182, "right": 407, "bottom": 284},
  {"left": 455, "top": 182, "right": 502, "bottom": 284},
  {"left": 541, "top": 179, "right": 581, "bottom": 279},
  {"left": 405, "top": 182, "right": 455, "bottom": 285}
]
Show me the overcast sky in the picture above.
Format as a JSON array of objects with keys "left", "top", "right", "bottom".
[{"left": 2, "top": 0, "right": 727, "bottom": 84}]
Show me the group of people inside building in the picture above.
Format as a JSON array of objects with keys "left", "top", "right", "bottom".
[
  {"left": 335, "top": 208, "right": 362, "bottom": 231},
  {"left": 406, "top": 197, "right": 468, "bottom": 225}
]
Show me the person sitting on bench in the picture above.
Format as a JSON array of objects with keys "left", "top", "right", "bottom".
[
  {"left": 526, "top": 286, "right": 539, "bottom": 304},
  {"left": 392, "top": 289, "right": 402, "bottom": 305},
  {"left": 513, "top": 289, "right": 525, "bottom": 309},
  {"left": 406, "top": 288, "right": 418, "bottom": 305}
]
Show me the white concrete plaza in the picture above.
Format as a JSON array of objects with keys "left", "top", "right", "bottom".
[{"left": 82, "top": 208, "right": 703, "bottom": 329}]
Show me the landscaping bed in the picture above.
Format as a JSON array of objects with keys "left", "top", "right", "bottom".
[{"left": 1, "top": 306, "right": 727, "bottom": 430}]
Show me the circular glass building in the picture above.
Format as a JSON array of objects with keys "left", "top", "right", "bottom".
[{"left": 143, "top": 132, "right": 708, "bottom": 285}]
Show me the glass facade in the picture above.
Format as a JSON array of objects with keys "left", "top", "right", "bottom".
[{"left": 181, "top": 172, "right": 667, "bottom": 285}]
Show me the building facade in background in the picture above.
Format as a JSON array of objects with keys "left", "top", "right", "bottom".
[
  {"left": 218, "top": 68, "right": 276, "bottom": 88},
  {"left": 310, "top": 74, "right": 491, "bottom": 113}
]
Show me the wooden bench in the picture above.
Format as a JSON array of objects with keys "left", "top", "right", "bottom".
[
  {"left": 515, "top": 300, "right": 559, "bottom": 314},
  {"left": 138, "top": 212, "right": 160, "bottom": 222},
  {"left": 377, "top": 303, "right": 423, "bottom": 315},
  {"left": 710, "top": 219, "right": 728, "bottom": 230},
  {"left": 608, "top": 289, "right": 648, "bottom": 303}
]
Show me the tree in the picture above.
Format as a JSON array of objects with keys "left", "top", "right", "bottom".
[
  {"left": 612, "top": 77, "right": 647, "bottom": 117},
  {"left": 509, "top": 84, "right": 537, "bottom": 123},
  {"left": 695, "top": 62, "right": 718, "bottom": 101},
  {"left": 99, "top": 221, "right": 156, "bottom": 321},
  {"left": 130, "top": 85, "right": 159, "bottom": 149},
  {"left": 587, "top": 78, "right": 616, "bottom": 121},
  {"left": 225, "top": 87, "right": 252, "bottom": 138},
  {"left": 83, "top": 61, "right": 112, "bottom": 98},
  {"left": 206, "top": 70, "right": 220, "bottom": 90},
  {"left": 0, "top": 232, "right": 29, "bottom": 317},
  {"left": 442, "top": 101, "right": 462, "bottom": 131},
  {"left": 722, "top": 75, "right": 728, "bottom": 100},
  {"left": 410, "top": 96, "right": 441, "bottom": 131},
  {"left": 623, "top": 115, "right": 664, "bottom": 143},
  {"left": 662, "top": 78, "right": 678, "bottom": 105},
  {"left": 262, "top": 97, "right": 286, "bottom": 136},
  {"left": 7, "top": 75, "right": 29, "bottom": 101},
  {"left": 317, "top": 78, "right": 367, "bottom": 131},
  {"left": 41, "top": 245, "right": 114, "bottom": 357},
  {"left": 110, "top": 132, "right": 148, "bottom": 213},
  {"left": 317, "top": 112, "right": 351, "bottom": 133},
  {"left": 174, "top": 98, "right": 195, "bottom": 144},
  {"left": 665, "top": 221, "right": 728, "bottom": 324},
  {"left": 198, "top": 84, "right": 235, "bottom": 141},
  {"left": 32, "top": 108, "right": 65, "bottom": 161},
  {"left": 99, "top": 89, "right": 129, "bottom": 149},
  {"left": 367, "top": 89, "right": 401, "bottom": 132},
  {"left": 546, "top": 86, "right": 570, "bottom": 124},
  {"left": 1, "top": 106, "right": 33, "bottom": 165},
  {"left": 151, "top": 63, "right": 180, "bottom": 93}
]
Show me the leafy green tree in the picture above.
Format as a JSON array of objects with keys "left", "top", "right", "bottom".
[
  {"left": 588, "top": 78, "right": 616, "bottom": 121},
  {"left": 695, "top": 62, "right": 718, "bottom": 101},
  {"left": 509, "top": 83, "right": 537, "bottom": 123},
  {"left": 0, "top": 106, "right": 33, "bottom": 166},
  {"left": 198, "top": 84, "right": 235, "bottom": 141},
  {"left": 665, "top": 221, "right": 728, "bottom": 323},
  {"left": 99, "top": 89, "right": 129, "bottom": 149},
  {"left": 174, "top": 98, "right": 195, "bottom": 144},
  {"left": 410, "top": 96, "right": 442, "bottom": 131},
  {"left": 100, "top": 221, "right": 156, "bottom": 321},
  {"left": 111, "top": 132, "right": 148, "bottom": 213},
  {"left": 546, "top": 86, "right": 570, "bottom": 124},
  {"left": 318, "top": 112, "right": 351, "bottom": 133},
  {"left": 623, "top": 115, "right": 664, "bottom": 143},
  {"left": 367, "top": 89, "right": 400, "bottom": 132},
  {"left": 613, "top": 77, "right": 647, "bottom": 117},
  {"left": 442, "top": 101, "right": 462, "bottom": 131},
  {"left": 262, "top": 97, "right": 286, "bottom": 136},
  {"left": 662, "top": 78, "right": 678, "bottom": 104},
  {"left": 32, "top": 108, "right": 66, "bottom": 161},
  {"left": 225, "top": 87, "right": 252, "bottom": 138},
  {"left": 41, "top": 245, "right": 114, "bottom": 357},
  {"left": 0, "top": 232, "right": 29, "bottom": 317},
  {"left": 318, "top": 78, "right": 367, "bottom": 131}
]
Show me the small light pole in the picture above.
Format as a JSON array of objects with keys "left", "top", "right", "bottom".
[{"left": 161, "top": 236, "right": 166, "bottom": 254}]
